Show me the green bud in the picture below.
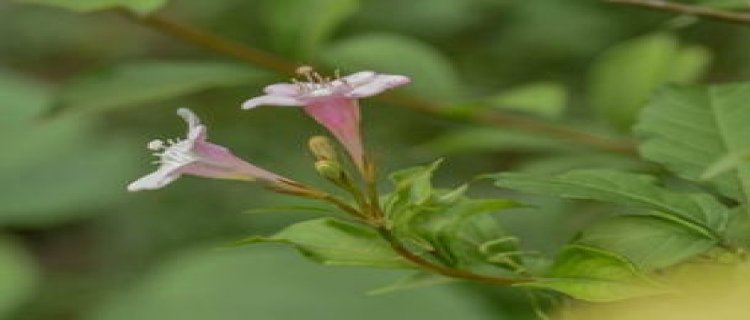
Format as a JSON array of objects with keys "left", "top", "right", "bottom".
[
  {"left": 308, "top": 136, "right": 338, "bottom": 161},
  {"left": 314, "top": 160, "right": 346, "bottom": 183}
]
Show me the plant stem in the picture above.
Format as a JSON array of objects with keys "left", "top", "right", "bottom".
[
  {"left": 120, "top": 11, "right": 638, "bottom": 156},
  {"left": 607, "top": 0, "right": 750, "bottom": 26},
  {"left": 376, "top": 227, "right": 533, "bottom": 286}
]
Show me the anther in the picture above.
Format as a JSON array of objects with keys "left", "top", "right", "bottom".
[{"left": 147, "top": 139, "right": 165, "bottom": 151}]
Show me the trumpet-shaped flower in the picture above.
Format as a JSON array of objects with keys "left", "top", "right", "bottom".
[
  {"left": 127, "top": 108, "right": 284, "bottom": 191},
  {"left": 241, "top": 67, "right": 410, "bottom": 169}
]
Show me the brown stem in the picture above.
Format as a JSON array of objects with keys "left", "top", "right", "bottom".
[
  {"left": 119, "top": 11, "right": 638, "bottom": 156},
  {"left": 377, "top": 227, "right": 533, "bottom": 286},
  {"left": 608, "top": 0, "right": 750, "bottom": 26}
]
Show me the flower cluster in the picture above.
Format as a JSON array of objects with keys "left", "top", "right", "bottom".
[{"left": 128, "top": 67, "right": 410, "bottom": 191}]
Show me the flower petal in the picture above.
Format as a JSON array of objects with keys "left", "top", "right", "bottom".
[
  {"left": 341, "top": 71, "right": 376, "bottom": 86},
  {"left": 127, "top": 164, "right": 181, "bottom": 192},
  {"left": 177, "top": 108, "right": 201, "bottom": 129},
  {"left": 345, "top": 74, "right": 411, "bottom": 98},
  {"left": 263, "top": 83, "right": 301, "bottom": 95},
  {"left": 241, "top": 94, "right": 305, "bottom": 110}
]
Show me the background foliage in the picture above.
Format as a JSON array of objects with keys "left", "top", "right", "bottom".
[{"left": 2, "top": 0, "right": 750, "bottom": 319}]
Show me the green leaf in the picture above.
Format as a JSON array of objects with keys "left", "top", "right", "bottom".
[
  {"left": 52, "top": 61, "right": 271, "bottom": 114},
  {"left": 425, "top": 127, "right": 580, "bottom": 155},
  {"left": 418, "top": 199, "right": 522, "bottom": 269},
  {"left": 243, "top": 205, "right": 334, "bottom": 215},
  {"left": 14, "top": 0, "right": 167, "bottom": 15},
  {"left": 321, "top": 33, "right": 463, "bottom": 101},
  {"left": 386, "top": 159, "right": 444, "bottom": 209},
  {"left": 518, "top": 245, "right": 668, "bottom": 302},
  {"left": 701, "top": 150, "right": 750, "bottom": 180},
  {"left": 635, "top": 83, "right": 750, "bottom": 203},
  {"left": 0, "top": 70, "right": 139, "bottom": 226},
  {"left": 589, "top": 33, "right": 711, "bottom": 129},
  {"left": 686, "top": 0, "right": 750, "bottom": 9},
  {"left": 368, "top": 272, "right": 455, "bottom": 295},
  {"left": 486, "top": 82, "right": 568, "bottom": 119},
  {"left": 494, "top": 169, "right": 729, "bottom": 238},
  {"left": 384, "top": 161, "right": 523, "bottom": 270},
  {"left": 576, "top": 215, "right": 717, "bottom": 271},
  {"left": 89, "top": 248, "right": 497, "bottom": 320},
  {"left": 0, "top": 237, "right": 39, "bottom": 319},
  {"left": 261, "top": 0, "right": 360, "bottom": 58},
  {"left": 240, "top": 218, "right": 411, "bottom": 268}
]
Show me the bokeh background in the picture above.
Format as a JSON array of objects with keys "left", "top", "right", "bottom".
[{"left": 1, "top": 0, "right": 750, "bottom": 319}]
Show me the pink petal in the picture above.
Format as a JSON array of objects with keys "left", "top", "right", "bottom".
[
  {"left": 303, "top": 98, "right": 364, "bottom": 170},
  {"left": 345, "top": 74, "right": 411, "bottom": 98},
  {"left": 241, "top": 94, "right": 305, "bottom": 110},
  {"left": 191, "top": 140, "right": 284, "bottom": 182},
  {"left": 264, "top": 83, "right": 301, "bottom": 95}
]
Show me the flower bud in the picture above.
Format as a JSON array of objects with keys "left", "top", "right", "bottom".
[
  {"left": 308, "top": 136, "right": 338, "bottom": 161},
  {"left": 314, "top": 160, "right": 345, "bottom": 183}
]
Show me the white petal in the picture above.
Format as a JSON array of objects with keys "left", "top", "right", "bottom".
[
  {"left": 264, "top": 83, "right": 300, "bottom": 95},
  {"left": 341, "top": 71, "right": 376, "bottom": 86},
  {"left": 177, "top": 108, "right": 201, "bottom": 129},
  {"left": 187, "top": 124, "right": 208, "bottom": 142},
  {"left": 127, "top": 165, "right": 181, "bottom": 192},
  {"left": 345, "top": 74, "right": 411, "bottom": 98},
  {"left": 241, "top": 95, "right": 305, "bottom": 109}
]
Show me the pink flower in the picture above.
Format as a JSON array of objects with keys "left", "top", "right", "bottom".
[
  {"left": 241, "top": 67, "right": 410, "bottom": 169},
  {"left": 127, "top": 108, "right": 284, "bottom": 191}
]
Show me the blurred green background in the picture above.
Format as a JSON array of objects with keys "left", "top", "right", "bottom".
[{"left": 1, "top": 0, "right": 750, "bottom": 319}]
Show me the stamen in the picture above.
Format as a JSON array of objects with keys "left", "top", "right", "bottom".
[
  {"left": 293, "top": 65, "right": 339, "bottom": 94},
  {"left": 147, "top": 139, "right": 165, "bottom": 151}
]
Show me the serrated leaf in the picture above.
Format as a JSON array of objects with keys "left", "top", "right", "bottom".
[
  {"left": 576, "top": 215, "right": 717, "bottom": 271},
  {"left": 636, "top": 83, "right": 750, "bottom": 204},
  {"left": 261, "top": 0, "right": 360, "bottom": 58},
  {"left": 518, "top": 245, "right": 669, "bottom": 302},
  {"left": 487, "top": 82, "right": 568, "bottom": 119},
  {"left": 52, "top": 61, "right": 271, "bottom": 114},
  {"left": 368, "top": 272, "right": 455, "bottom": 295},
  {"left": 14, "top": 0, "right": 167, "bottom": 15},
  {"left": 321, "top": 34, "right": 463, "bottom": 101},
  {"left": 239, "top": 218, "right": 411, "bottom": 268},
  {"left": 494, "top": 169, "right": 729, "bottom": 238},
  {"left": 589, "top": 33, "right": 711, "bottom": 129}
]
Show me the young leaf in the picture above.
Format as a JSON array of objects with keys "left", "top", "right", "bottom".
[
  {"left": 494, "top": 169, "right": 729, "bottom": 238},
  {"left": 14, "top": 0, "right": 168, "bottom": 15},
  {"left": 386, "top": 159, "right": 444, "bottom": 209},
  {"left": 52, "top": 61, "right": 271, "bottom": 114},
  {"left": 518, "top": 245, "right": 669, "bottom": 302},
  {"left": 575, "top": 215, "right": 717, "bottom": 271},
  {"left": 636, "top": 83, "right": 750, "bottom": 203},
  {"left": 239, "top": 218, "right": 412, "bottom": 269},
  {"left": 588, "top": 33, "right": 711, "bottom": 129}
]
